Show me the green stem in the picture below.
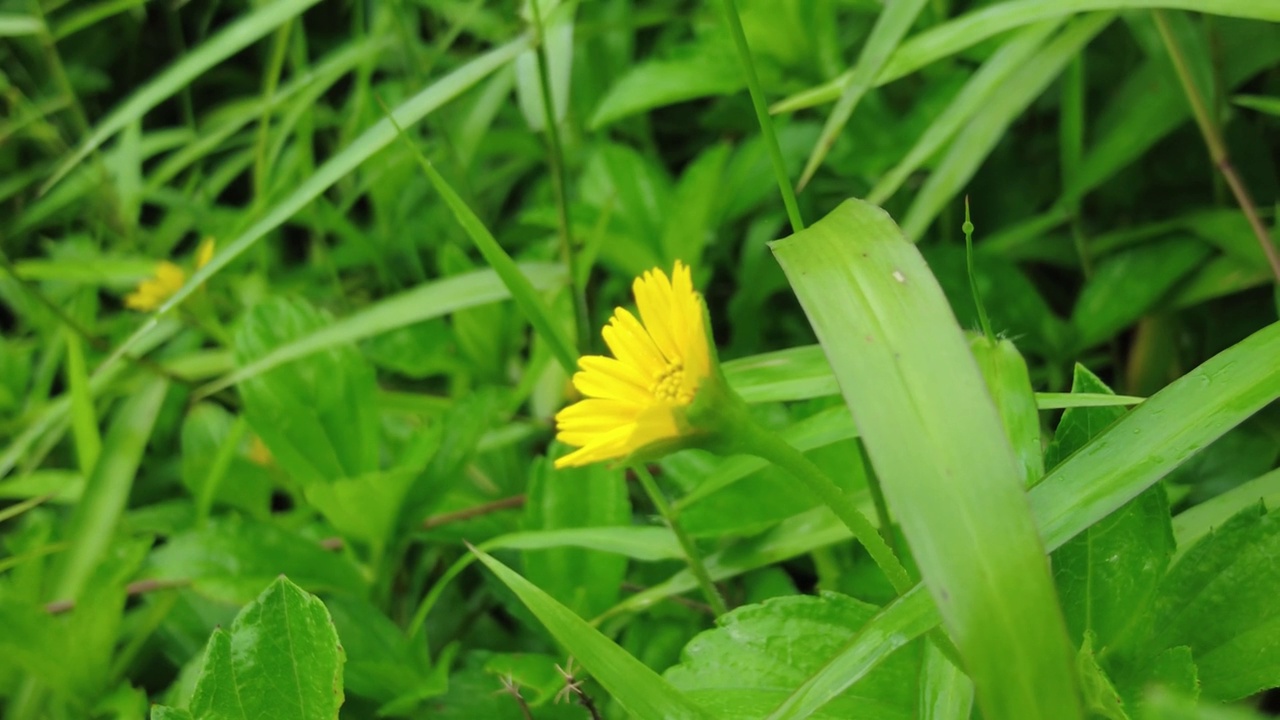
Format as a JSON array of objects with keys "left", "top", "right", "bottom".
[
  {"left": 716, "top": 0, "right": 805, "bottom": 235},
  {"left": 962, "top": 198, "right": 995, "bottom": 343},
  {"left": 729, "top": 415, "right": 912, "bottom": 595},
  {"left": 1153, "top": 10, "right": 1280, "bottom": 285},
  {"left": 632, "top": 463, "right": 728, "bottom": 617},
  {"left": 529, "top": 0, "right": 591, "bottom": 349},
  {"left": 857, "top": 440, "right": 897, "bottom": 551}
]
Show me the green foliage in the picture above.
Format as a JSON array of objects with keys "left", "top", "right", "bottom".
[{"left": 3, "top": 0, "right": 1280, "bottom": 718}]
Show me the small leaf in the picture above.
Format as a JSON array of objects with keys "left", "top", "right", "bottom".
[
  {"left": 187, "top": 576, "right": 344, "bottom": 719},
  {"left": 665, "top": 593, "right": 917, "bottom": 719},
  {"left": 1146, "top": 503, "right": 1280, "bottom": 701}
]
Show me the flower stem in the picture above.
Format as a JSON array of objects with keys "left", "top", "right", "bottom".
[
  {"left": 632, "top": 463, "right": 729, "bottom": 617},
  {"left": 729, "top": 416, "right": 913, "bottom": 595}
]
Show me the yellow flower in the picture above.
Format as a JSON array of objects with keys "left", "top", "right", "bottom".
[
  {"left": 554, "top": 261, "right": 713, "bottom": 468},
  {"left": 123, "top": 237, "right": 216, "bottom": 312},
  {"left": 124, "top": 261, "right": 186, "bottom": 312}
]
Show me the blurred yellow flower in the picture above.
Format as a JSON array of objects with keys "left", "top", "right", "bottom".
[
  {"left": 124, "top": 237, "right": 216, "bottom": 312},
  {"left": 554, "top": 261, "right": 712, "bottom": 468}
]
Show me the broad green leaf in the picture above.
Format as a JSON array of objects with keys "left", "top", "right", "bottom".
[
  {"left": 772, "top": 198, "right": 1080, "bottom": 720},
  {"left": 1145, "top": 503, "right": 1280, "bottom": 701},
  {"left": 1110, "top": 645, "right": 1199, "bottom": 717},
  {"left": 51, "top": 377, "right": 168, "bottom": 602},
  {"left": 304, "top": 468, "right": 415, "bottom": 554},
  {"left": 234, "top": 297, "right": 379, "bottom": 486},
  {"left": 1050, "top": 365, "right": 1175, "bottom": 650},
  {"left": 665, "top": 593, "right": 917, "bottom": 719},
  {"left": 180, "top": 404, "right": 271, "bottom": 518},
  {"left": 470, "top": 547, "right": 717, "bottom": 720},
  {"left": 589, "top": 38, "right": 741, "bottom": 128},
  {"left": 522, "top": 456, "right": 630, "bottom": 619},
  {"left": 43, "top": 0, "right": 323, "bottom": 192},
  {"left": 797, "top": 0, "right": 929, "bottom": 189},
  {"left": 1070, "top": 238, "right": 1210, "bottom": 351},
  {"left": 901, "top": 14, "right": 1112, "bottom": 240},
  {"left": 182, "top": 577, "right": 344, "bottom": 720},
  {"left": 146, "top": 516, "right": 367, "bottom": 604},
  {"left": 324, "top": 594, "right": 442, "bottom": 708}
]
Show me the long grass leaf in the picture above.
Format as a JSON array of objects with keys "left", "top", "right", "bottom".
[
  {"left": 865, "top": 20, "right": 1060, "bottom": 205},
  {"left": 388, "top": 114, "right": 580, "bottom": 374},
  {"left": 41, "top": 0, "right": 322, "bottom": 193},
  {"left": 901, "top": 14, "right": 1112, "bottom": 240},
  {"left": 471, "top": 547, "right": 717, "bottom": 720},
  {"left": 772, "top": 0, "right": 1277, "bottom": 114},
  {"left": 94, "top": 37, "right": 530, "bottom": 375},
  {"left": 773, "top": 199, "right": 1080, "bottom": 719},
  {"left": 796, "top": 0, "right": 928, "bottom": 190},
  {"left": 51, "top": 377, "right": 167, "bottom": 601}
]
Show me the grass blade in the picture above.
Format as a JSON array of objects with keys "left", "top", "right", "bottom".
[
  {"left": 901, "top": 14, "right": 1112, "bottom": 240},
  {"left": 64, "top": 331, "right": 100, "bottom": 476},
  {"left": 470, "top": 546, "right": 717, "bottom": 720},
  {"left": 796, "top": 0, "right": 928, "bottom": 191},
  {"left": 387, "top": 112, "right": 580, "bottom": 374},
  {"left": 51, "top": 377, "right": 168, "bottom": 601},
  {"left": 41, "top": 0, "right": 322, "bottom": 193},
  {"left": 866, "top": 20, "right": 1060, "bottom": 205},
  {"left": 772, "top": 199, "right": 1081, "bottom": 719},
  {"left": 95, "top": 36, "right": 530, "bottom": 375}
]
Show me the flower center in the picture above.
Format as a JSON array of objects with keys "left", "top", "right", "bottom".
[{"left": 651, "top": 360, "right": 694, "bottom": 404}]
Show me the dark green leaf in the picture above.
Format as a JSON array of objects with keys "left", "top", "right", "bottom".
[{"left": 1146, "top": 503, "right": 1280, "bottom": 700}]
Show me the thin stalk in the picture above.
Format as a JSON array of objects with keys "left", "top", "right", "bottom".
[
  {"left": 963, "top": 198, "right": 995, "bottom": 343},
  {"left": 632, "top": 463, "right": 728, "bottom": 617},
  {"left": 528, "top": 0, "right": 590, "bottom": 349},
  {"left": 1153, "top": 10, "right": 1280, "bottom": 284},
  {"left": 857, "top": 440, "right": 897, "bottom": 551},
  {"left": 716, "top": 0, "right": 805, "bottom": 235},
  {"left": 252, "top": 19, "right": 294, "bottom": 210},
  {"left": 730, "top": 417, "right": 912, "bottom": 595}
]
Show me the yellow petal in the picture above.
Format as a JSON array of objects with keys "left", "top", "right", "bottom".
[
  {"left": 602, "top": 308, "right": 666, "bottom": 376},
  {"left": 195, "top": 237, "right": 216, "bottom": 269}
]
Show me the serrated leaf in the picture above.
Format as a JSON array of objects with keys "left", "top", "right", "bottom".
[
  {"left": 1146, "top": 503, "right": 1280, "bottom": 700},
  {"left": 1050, "top": 365, "right": 1175, "bottom": 651},
  {"left": 665, "top": 593, "right": 917, "bottom": 720},
  {"left": 185, "top": 577, "right": 344, "bottom": 719},
  {"left": 1077, "top": 633, "right": 1131, "bottom": 720}
]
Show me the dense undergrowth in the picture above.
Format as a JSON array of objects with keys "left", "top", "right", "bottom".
[{"left": 2, "top": 1, "right": 1280, "bottom": 719}]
